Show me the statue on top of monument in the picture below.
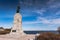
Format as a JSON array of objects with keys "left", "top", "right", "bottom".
[{"left": 16, "top": 0, "right": 20, "bottom": 13}]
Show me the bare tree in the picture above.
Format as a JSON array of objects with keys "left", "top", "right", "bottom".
[{"left": 57, "top": 27, "right": 60, "bottom": 34}]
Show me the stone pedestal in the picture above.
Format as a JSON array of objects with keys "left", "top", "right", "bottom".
[{"left": 10, "top": 13, "right": 25, "bottom": 36}]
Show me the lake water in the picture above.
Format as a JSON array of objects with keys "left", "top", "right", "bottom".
[{"left": 24, "top": 31, "right": 59, "bottom": 34}]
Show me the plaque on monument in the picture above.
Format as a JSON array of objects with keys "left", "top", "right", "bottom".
[{"left": 12, "top": 30, "right": 16, "bottom": 32}]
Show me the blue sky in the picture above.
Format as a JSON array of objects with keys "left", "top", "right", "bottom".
[{"left": 0, "top": 0, "right": 60, "bottom": 31}]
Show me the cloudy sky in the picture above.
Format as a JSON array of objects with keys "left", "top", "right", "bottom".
[{"left": 0, "top": 0, "right": 60, "bottom": 31}]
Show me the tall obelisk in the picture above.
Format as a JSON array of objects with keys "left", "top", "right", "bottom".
[{"left": 10, "top": 0, "right": 25, "bottom": 36}]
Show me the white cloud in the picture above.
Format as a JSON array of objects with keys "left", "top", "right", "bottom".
[
  {"left": 20, "top": 0, "right": 33, "bottom": 6},
  {"left": 49, "top": 3, "right": 60, "bottom": 8},
  {"left": 0, "top": 23, "right": 12, "bottom": 28},
  {"left": 22, "top": 21, "right": 40, "bottom": 25},
  {"left": 51, "top": 19, "right": 60, "bottom": 24},
  {"left": 47, "top": 0, "right": 55, "bottom": 4},
  {"left": 37, "top": 17, "right": 60, "bottom": 25},
  {"left": 22, "top": 0, "right": 60, "bottom": 30},
  {"left": 46, "top": 0, "right": 60, "bottom": 9},
  {"left": 56, "top": 11, "right": 60, "bottom": 15},
  {"left": 23, "top": 27, "right": 56, "bottom": 31},
  {"left": 37, "top": 17, "right": 50, "bottom": 24},
  {"left": 22, "top": 17, "right": 60, "bottom": 30},
  {"left": 23, "top": 17, "right": 60, "bottom": 25},
  {"left": 23, "top": 27, "right": 41, "bottom": 31},
  {"left": 32, "top": 9, "right": 46, "bottom": 15}
]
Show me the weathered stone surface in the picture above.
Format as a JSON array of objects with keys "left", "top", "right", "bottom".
[{"left": 10, "top": 13, "right": 25, "bottom": 35}]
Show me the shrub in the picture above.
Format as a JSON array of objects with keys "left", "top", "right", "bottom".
[{"left": 36, "top": 32, "right": 60, "bottom": 40}]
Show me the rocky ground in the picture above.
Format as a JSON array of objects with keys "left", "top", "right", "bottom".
[{"left": 0, "top": 34, "right": 35, "bottom": 40}]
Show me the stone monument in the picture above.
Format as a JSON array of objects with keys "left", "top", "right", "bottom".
[{"left": 10, "top": 2, "right": 25, "bottom": 36}]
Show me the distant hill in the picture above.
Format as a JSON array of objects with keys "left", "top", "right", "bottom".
[{"left": 0, "top": 27, "right": 11, "bottom": 35}]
